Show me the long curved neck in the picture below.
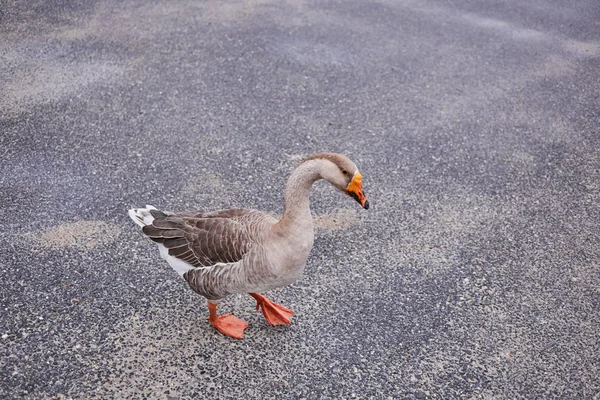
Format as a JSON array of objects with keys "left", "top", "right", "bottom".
[{"left": 278, "top": 160, "right": 323, "bottom": 229}]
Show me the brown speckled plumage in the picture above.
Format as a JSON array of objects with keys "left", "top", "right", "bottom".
[{"left": 142, "top": 209, "right": 270, "bottom": 267}]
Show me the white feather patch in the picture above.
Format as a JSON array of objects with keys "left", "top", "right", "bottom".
[
  {"left": 157, "top": 243, "right": 195, "bottom": 277},
  {"left": 128, "top": 206, "right": 157, "bottom": 227},
  {"left": 129, "top": 205, "right": 196, "bottom": 278}
]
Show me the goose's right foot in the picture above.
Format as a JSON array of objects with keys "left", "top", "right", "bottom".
[{"left": 250, "top": 293, "right": 294, "bottom": 326}]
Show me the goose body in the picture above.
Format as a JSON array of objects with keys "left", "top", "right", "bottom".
[{"left": 128, "top": 153, "right": 369, "bottom": 339}]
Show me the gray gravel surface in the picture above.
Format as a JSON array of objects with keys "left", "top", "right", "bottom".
[{"left": 1, "top": 0, "right": 599, "bottom": 398}]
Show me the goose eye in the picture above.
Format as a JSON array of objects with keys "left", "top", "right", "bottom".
[{"left": 341, "top": 169, "right": 348, "bottom": 176}]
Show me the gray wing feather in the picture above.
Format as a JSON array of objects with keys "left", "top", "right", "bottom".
[{"left": 141, "top": 209, "right": 270, "bottom": 268}]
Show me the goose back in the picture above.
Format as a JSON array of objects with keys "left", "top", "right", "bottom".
[{"left": 142, "top": 208, "right": 277, "bottom": 268}]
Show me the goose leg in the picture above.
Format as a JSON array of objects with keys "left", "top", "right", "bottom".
[
  {"left": 207, "top": 301, "right": 248, "bottom": 339},
  {"left": 250, "top": 293, "right": 294, "bottom": 326}
]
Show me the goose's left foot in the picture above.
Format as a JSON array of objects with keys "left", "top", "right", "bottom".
[
  {"left": 207, "top": 302, "right": 248, "bottom": 339},
  {"left": 250, "top": 293, "right": 294, "bottom": 326}
]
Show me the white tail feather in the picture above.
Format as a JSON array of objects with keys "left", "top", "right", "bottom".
[
  {"left": 128, "top": 205, "right": 196, "bottom": 277},
  {"left": 128, "top": 205, "right": 157, "bottom": 227}
]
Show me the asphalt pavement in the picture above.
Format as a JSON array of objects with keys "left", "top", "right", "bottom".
[{"left": 1, "top": 0, "right": 599, "bottom": 398}]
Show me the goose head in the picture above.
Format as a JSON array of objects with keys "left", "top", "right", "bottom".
[{"left": 305, "top": 153, "right": 370, "bottom": 210}]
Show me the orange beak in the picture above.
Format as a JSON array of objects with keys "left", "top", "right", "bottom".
[{"left": 344, "top": 171, "right": 369, "bottom": 209}]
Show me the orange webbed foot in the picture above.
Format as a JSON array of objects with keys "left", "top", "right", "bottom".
[
  {"left": 250, "top": 293, "right": 295, "bottom": 326},
  {"left": 209, "top": 313, "right": 249, "bottom": 339},
  {"left": 207, "top": 302, "right": 248, "bottom": 339}
]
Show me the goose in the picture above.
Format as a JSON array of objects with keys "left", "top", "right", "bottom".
[{"left": 128, "top": 153, "right": 369, "bottom": 339}]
